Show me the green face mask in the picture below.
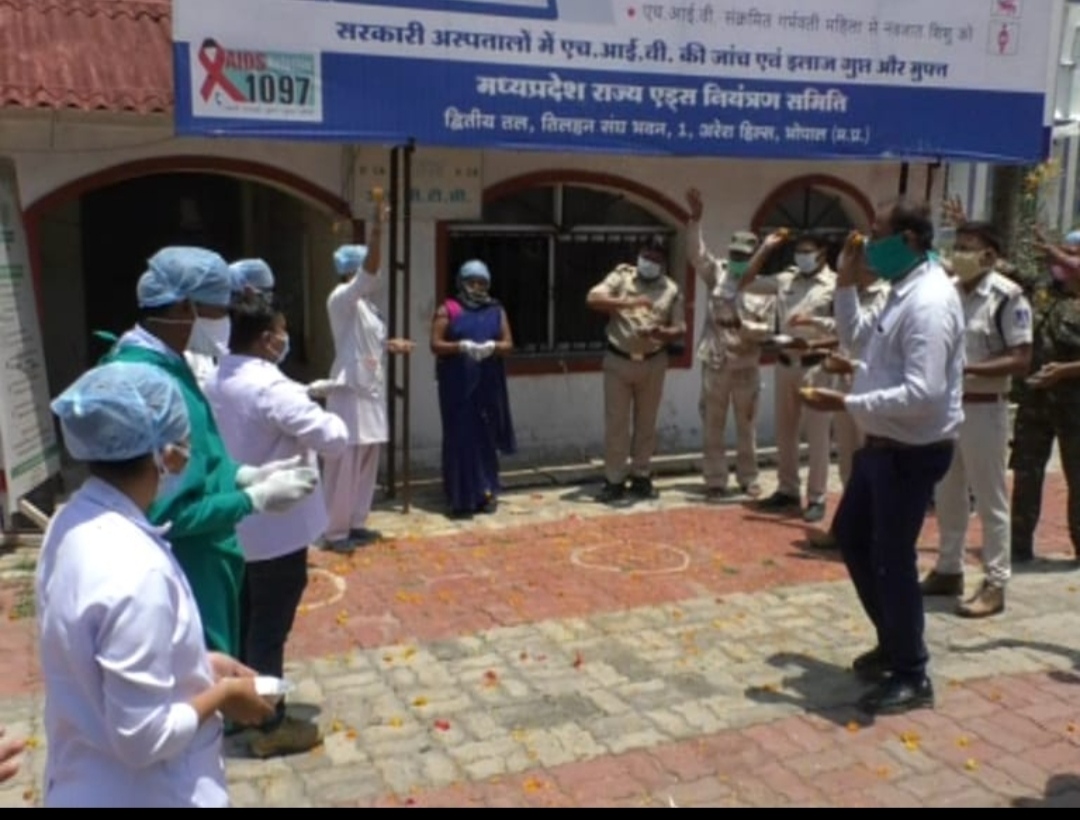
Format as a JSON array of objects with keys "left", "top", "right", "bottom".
[
  {"left": 864, "top": 235, "right": 924, "bottom": 282},
  {"left": 729, "top": 260, "right": 749, "bottom": 278}
]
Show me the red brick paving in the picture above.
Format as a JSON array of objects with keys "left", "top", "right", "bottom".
[
  {"left": 0, "top": 473, "right": 1072, "bottom": 698},
  {"left": 350, "top": 671, "right": 1080, "bottom": 808},
  {"left": 286, "top": 474, "right": 1073, "bottom": 662}
]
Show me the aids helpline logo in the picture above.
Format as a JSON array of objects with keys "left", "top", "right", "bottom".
[{"left": 191, "top": 38, "right": 324, "bottom": 122}]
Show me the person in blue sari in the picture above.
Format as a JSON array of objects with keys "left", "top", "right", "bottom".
[{"left": 430, "top": 260, "right": 517, "bottom": 518}]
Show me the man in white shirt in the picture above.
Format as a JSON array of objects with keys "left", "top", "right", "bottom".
[
  {"left": 801, "top": 199, "right": 965, "bottom": 716},
  {"left": 206, "top": 295, "right": 349, "bottom": 758}
]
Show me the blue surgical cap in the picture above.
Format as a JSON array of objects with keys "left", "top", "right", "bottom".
[
  {"left": 136, "top": 246, "right": 232, "bottom": 309},
  {"left": 1065, "top": 230, "right": 1080, "bottom": 247},
  {"left": 229, "top": 259, "right": 275, "bottom": 292},
  {"left": 459, "top": 260, "right": 491, "bottom": 283},
  {"left": 334, "top": 245, "right": 369, "bottom": 276},
  {"left": 52, "top": 362, "right": 190, "bottom": 462}
]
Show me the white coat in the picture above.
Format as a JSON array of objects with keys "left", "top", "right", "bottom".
[
  {"left": 326, "top": 270, "right": 388, "bottom": 445},
  {"left": 184, "top": 350, "right": 217, "bottom": 390},
  {"left": 35, "top": 478, "right": 228, "bottom": 808},
  {"left": 205, "top": 354, "right": 350, "bottom": 561}
]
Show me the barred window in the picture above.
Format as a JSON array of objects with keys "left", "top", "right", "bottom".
[{"left": 446, "top": 184, "right": 676, "bottom": 358}]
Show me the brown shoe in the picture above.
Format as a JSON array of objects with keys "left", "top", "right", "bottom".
[
  {"left": 920, "top": 571, "right": 964, "bottom": 597},
  {"left": 957, "top": 582, "right": 1005, "bottom": 619},
  {"left": 249, "top": 716, "right": 323, "bottom": 759},
  {"left": 806, "top": 530, "right": 838, "bottom": 550}
]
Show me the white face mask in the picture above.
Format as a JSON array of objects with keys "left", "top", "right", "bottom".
[
  {"left": 794, "top": 252, "right": 821, "bottom": 274},
  {"left": 153, "top": 446, "right": 191, "bottom": 505},
  {"left": 637, "top": 257, "right": 662, "bottom": 281},
  {"left": 188, "top": 316, "right": 231, "bottom": 357}
]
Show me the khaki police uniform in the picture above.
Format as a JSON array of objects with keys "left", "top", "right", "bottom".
[
  {"left": 748, "top": 265, "right": 838, "bottom": 504},
  {"left": 688, "top": 222, "right": 775, "bottom": 492},
  {"left": 932, "top": 271, "right": 1032, "bottom": 587},
  {"left": 832, "top": 281, "right": 890, "bottom": 486},
  {"left": 590, "top": 263, "right": 685, "bottom": 485}
]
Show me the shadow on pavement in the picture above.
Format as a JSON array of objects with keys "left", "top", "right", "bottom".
[
  {"left": 1013, "top": 775, "right": 1080, "bottom": 808},
  {"left": 743, "top": 651, "right": 878, "bottom": 729}
]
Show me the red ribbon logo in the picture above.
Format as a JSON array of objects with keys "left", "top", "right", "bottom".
[{"left": 198, "top": 39, "right": 247, "bottom": 103}]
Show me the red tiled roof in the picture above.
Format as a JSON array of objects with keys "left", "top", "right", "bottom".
[{"left": 0, "top": 0, "right": 174, "bottom": 114}]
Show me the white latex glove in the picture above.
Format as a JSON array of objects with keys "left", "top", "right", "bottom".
[
  {"left": 459, "top": 340, "right": 483, "bottom": 361},
  {"left": 245, "top": 467, "right": 319, "bottom": 513},
  {"left": 307, "top": 380, "right": 335, "bottom": 400},
  {"left": 477, "top": 341, "right": 497, "bottom": 360},
  {"left": 235, "top": 455, "right": 304, "bottom": 488}
]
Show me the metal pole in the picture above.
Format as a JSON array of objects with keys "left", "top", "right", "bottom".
[
  {"left": 386, "top": 147, "right": 400, "bottom": 499},
  {"left": 402, "top": 139, "right": 416, "bottom": 513},
  {"left": 898, "top": 162, "right": 910, "bottom": 196}
]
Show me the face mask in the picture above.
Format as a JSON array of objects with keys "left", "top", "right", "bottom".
[
  {"left": 637, "top": 258, "right": 662, "bottom": 281},
  {"left": 728, "top": 260, "right": 749, "bottom": 278},
  {"left": 273, "top": 333, "right": 291, "bottom": 365},
  {"left": 188, "top": 316, "right": 231, "bottom": 357},
  {"left": 794, "top": 252, "right": 820, "bottom": 275},
  {"left": 154, "top": 446, "right": 191, "bottom": 504},
  {"left": 950, "top": 250, "right": 986, "bottom": 284},
  {"left": 864, "top": 235, "right": 924, "bottom": 282}
]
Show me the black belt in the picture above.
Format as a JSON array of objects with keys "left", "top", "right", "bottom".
[
  {"left": 607, "top": 343, "right": 666, "bottom": 362},
  {"left": 864, "top": 435, "right": 954, "bottom": 451},
  {"left": 778, "top": 352, "right": 826, "bottom": 368}
]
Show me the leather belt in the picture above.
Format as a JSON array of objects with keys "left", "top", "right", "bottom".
[
  {"left": 607, "top": 343, "right": 665, "bottom": 362},
  {"left": 963, "top": 393, "right": 1003, "bottom": 404},
  {"left": 865, "top": 435, "right": 953, "bottom": 451},
  {"left": 778, "top": 352, "right": 826, "bottom": 368}
]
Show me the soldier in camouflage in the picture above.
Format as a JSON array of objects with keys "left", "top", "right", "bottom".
[{"left": 1007, "top": 228, "right": 1080, "bottom": 563}]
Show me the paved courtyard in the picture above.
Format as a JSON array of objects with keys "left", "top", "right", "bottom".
[{"left": 1, "top": 460, "right": 1078, "bottom": 808}]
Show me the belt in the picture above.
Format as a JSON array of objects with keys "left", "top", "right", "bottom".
[
  {"left": 778, "top": 352, "right": 826, "bottom": 368},
  {"left": 607, "top": 343, "right": 665, "bottom": 362},
  {"left": 864, "top": 435, "right": 953, "bottom": 451},
  {"left": 963, "top": 393, "right": 1003, "bottom": 404}
]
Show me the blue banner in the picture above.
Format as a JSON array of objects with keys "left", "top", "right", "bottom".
[{"left": 173, "top": 0, "right": 1059, "bottom": 163}]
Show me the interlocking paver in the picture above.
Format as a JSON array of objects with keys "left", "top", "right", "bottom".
[{"left": 1, "top": 460, "right": 1078, "bottom": 807}]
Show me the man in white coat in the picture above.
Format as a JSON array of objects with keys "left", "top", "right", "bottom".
[
  {"left": 310, "top": 204, "right": 414, "bottom": 552},
  {"left": 206, "top": 294, "right": 349, "bottom": 758}
]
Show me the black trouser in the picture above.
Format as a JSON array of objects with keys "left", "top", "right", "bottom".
[
  {"left": 833, "top": 439, "right": 954, "bottom": 682},
  {"left": 239, "top": 548, "right": 309, "bottom": 724}
]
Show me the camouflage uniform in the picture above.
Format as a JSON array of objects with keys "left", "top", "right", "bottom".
[{"left": 1008, "top": 270, "right": 1080, "bottom": 560}]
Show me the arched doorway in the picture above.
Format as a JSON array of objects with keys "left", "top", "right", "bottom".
[
  {"left": 750, "top": 175, "right": 874, "bottom": 275},
  {"left": 26, "top": 159, "right": 354, "bottom": 397}
]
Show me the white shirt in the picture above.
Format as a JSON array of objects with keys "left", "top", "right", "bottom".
[
  {"left": 184, "top": 351, "right": 217, "bottom": 390},
  {"left": 325, "top": 270, "right": 389, "bottom": 444},
  {"left": 36, "top": 478, "right": 227, "bottom": 808},
  {"left": 120, "top": 325, "right": 183, "bottom": 361},
  {"left": 837, "top": 260, "right": 965, "bottom": 445},
  {"left": 958, "top": 271, "right": 1033, "bottom": 395},
  {"left": 205, "top": 354, "right": 349, "bottom": 561}
]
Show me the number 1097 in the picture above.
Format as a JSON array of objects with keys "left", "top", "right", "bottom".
[{"left": 243, "top": 73, "right": 312, "bottom": 106}]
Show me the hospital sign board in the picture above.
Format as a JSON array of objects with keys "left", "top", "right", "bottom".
[{"left": 174, "top": 0, "right": 1061, "bottom": 163}]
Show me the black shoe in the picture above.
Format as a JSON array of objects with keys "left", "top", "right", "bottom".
[
  {"left": 1013, "top": 549, "right": 1035, "bottom": 564},
  {"left": 348, "top": 528, "right": 382, "bottom": 545},
  {"left": 476, "top": 497, "right": 498, "bottom": 515},
  {"left": 597, "top": 481, "right": 625, "bottom": 503},
  {"left": 628, "top": 477, "right": 659, "bottom": 500},
  {"left": 802, "top": 502, "right": 826, "bottom": 524},
  {"left": 757, "top": 491, "right": 801, "bottom": 512},
  {"left": 858, "top": 677, "right": 934, "bottom": 716},
  {"left": 852, "top": 646, "right": 891, "bottom": 683}
]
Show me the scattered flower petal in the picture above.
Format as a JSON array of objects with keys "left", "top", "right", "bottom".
[
  {"left": 875, "top": 767, "right": 891, "bottom": 779},
  {"left": 345, "top": 729, "right": 359, "bottom": 740},
  {"left": 412, "top": 697, "right": 429, "bottom": 708},
  {"left": 899, "top": 731, "right": 921, "bottom": 752},
  {"left": 388, "top": 717, "right": 404, "bottom": 728},
  {"left": 522, "top": 777, "right": 546, "bottom": 794},
  {"left": 330, "top": 719, "right": 345, "bottom": 733},
  {"left": 964, "top": 759, "right": 979, "bottom": 772},
  {"left": 846, "top": 721, "right": 861, "bottom": 734},
  {"left": 335, "top": 611, "right": 349, "bottom": 626},
  {"left": 573, "top": 651, "right": 585, "bottom": 669},
  {"left": 956, "top": 736, "right": 971, "bottom": 748},
  {"left": 434, "top": 720, "right": 452, "bottom": 732},
  {"left": 483, "top": 670, "right": 500, "bottom": 688}
]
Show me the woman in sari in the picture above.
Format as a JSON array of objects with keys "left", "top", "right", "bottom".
[{"left": 430, "top": 260, "right": 517, "bottom": 518}]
